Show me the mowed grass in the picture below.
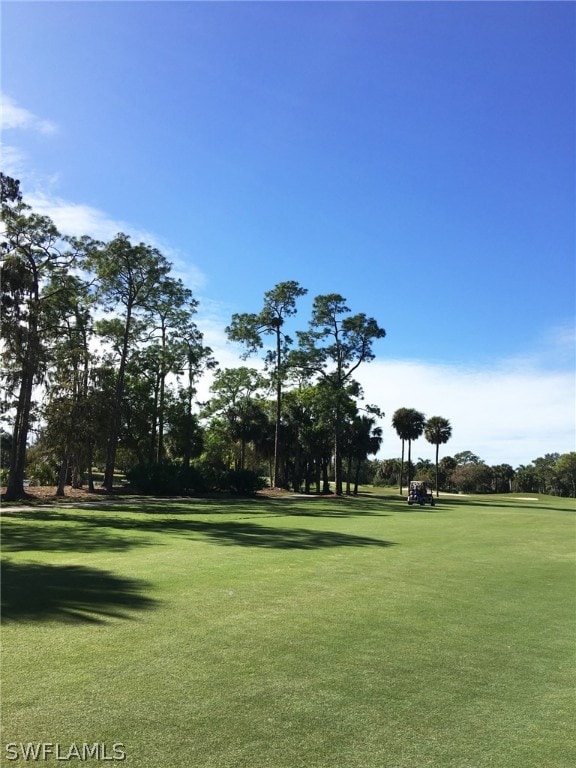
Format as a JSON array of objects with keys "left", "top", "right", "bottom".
[{"left": 1, "top": 492, "right": 574, "bottom": 768}]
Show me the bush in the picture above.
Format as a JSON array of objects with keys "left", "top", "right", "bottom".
[
  {"left": 26, "top": 461, "right": 58, "bottom": 486},
  {"left": 126, "top": 463, "right": 205, "bottom": 495},
  {"left": 225, "top": 468, "right": 266, "bottom": 496},
  {"left": 126, "top": 462, "right": 265, "bottom": 496},
  {"left": 126, "top": 463, "right": 177, "bottom": 495}
]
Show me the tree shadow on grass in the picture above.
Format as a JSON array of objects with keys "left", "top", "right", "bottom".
[
  {"left": 271, "top": 497, "right": 392, "bottom": 517},
  {"left": 95, "top": 496, "right": 392, "bottom": 518},
  {"left": 2, "top": 510, "right": 395, "bottom": 551},
  {"left": 177, "top": 520, "right": 396, "bottom": 549},
  {"left": 1, "top": 560, "right": 158, "bottom": 624},
  {"left": 1, "top": 517, "right": 150, "bottom": 553},
  {"left": 431, "top": 497, "right": 574, "bottom": 513}
]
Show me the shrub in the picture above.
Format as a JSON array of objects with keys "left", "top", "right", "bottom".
[
  {"left": 126, "top": 463, "right": 265, "bottom": 496},
  {"left": 126, "top": 463, "right": 180, "bottom": 495},
  {"left": 126, "top": 463, "right": 208, "bottom": 495},
  {"left": 225, "top": 468, "right": 266, "bottom": 496},
  {"left": 26, "top": 461, "right": 58, "bottom": 486}
]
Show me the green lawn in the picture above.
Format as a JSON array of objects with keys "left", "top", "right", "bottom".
[{"left": 2, "top": 492, "right": 574, "bottom": 767}]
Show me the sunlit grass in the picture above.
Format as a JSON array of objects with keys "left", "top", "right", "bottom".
[{"left": 2, "top": 492, "right": 574, "bottom": 767}]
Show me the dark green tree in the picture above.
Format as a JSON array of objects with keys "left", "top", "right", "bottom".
[
  {"left": 554, "top": 453, "right": 576, "bottom": 497},
  {"left": 392, "top": 408, "right": 426, "bottom": 494},
  {"left": 84, "top": 234, "right": 172, "bottom": 491},
  {"left": 374, "top": 457, "right": 401, "bottom": 488},
  {"left": 424, "top": 416, "right": 452, "bottom": 497},
  {"left": 513, "top": 464, "right": 538, "bottom": 493},
  {"left": 281, "top": 385, "right": 334, "bottom": 493},
  {"left": 454, "top": 450, "right": 482, "bottom": 465},
  {"left": 205, "top": 367, "right": 269, "bottom": 471},
  {"left": 491, "top": 463, "right": 515, "bottom": 493},
  {"left": 121, "top": 348, "right": 162, "bottom": 465},
  {"left": 344, "top": 412, "right": 383, "bottom": 495},
  {"left": 532, "top": 453, "right": 561, "bottom": 495},
  {"left": 292, "top": 294, "right": 385, "bottom": 495},
  {"left": 226, "top": 281, "right": 307, "bottom": 487},
  {"left": 38, "top": 272, "right": 95, "bottom": 495},
  {"left": 452, "top": 462, "right": 492, "bottom": 493},
  {"left": 0, "top": 173, "right": 22, "bottom": 205},
  {"left": 143, "top": 276, "right": 200, "bottom": 463},
  {"left": 438, "top": 455, "right": 457, "bottom": 492},
  {"left": 172, "top": 325, "right": 216, "bottom": 469},
  {"left": 1, "top": 176, "right": 78, "bottom": 500},
  {"left": 164, "top": 401, "right": 204, "bottom": 466}
]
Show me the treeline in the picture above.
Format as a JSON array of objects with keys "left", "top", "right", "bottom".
[
  {"left": 371, "top": 450, "right": 576, "bottom": 497},
  {"left": 1, "top": 174, "right": 387, "bottom": 499},
  {"left": 3, "top": 175, "right": 573, "bottom": 501}
]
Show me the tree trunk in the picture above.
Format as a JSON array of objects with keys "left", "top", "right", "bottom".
[
  {"left": 354, "top": 459, "right": 361, "bottom": 495},
  {"left": 87, "top": 445, "right": 95, "bottom": 492},
  {"left": 346, "top": 454, "right": 352, "bottom": 495},
  {"left": 5, "top": 367, "right": 34, "bottom": 501},
  {"left": 157, "top": 329, "right": 167, "bottom": 464},
  {"left": 334, "top": 415, "right": 343, "bottom": 495},
  {"left": 399, "top": 439, "right": 405, "bottom": 495},
  {"left": 322, "top": 458, "right": 330, "bottom": 494},
  {"left": 56, "top": 453, "right": 69, "bottom": 497},
  {"left": 71, "top": 463, "right": 83, "bottom": 489},
  {"left": 292, "top": 452, "right": 303, "bottom": 493},
  {"left": 104, "top": 305, "right": 132, "bottom": 492},
  {"left": 182, "top": 368, "right": 195, "bottom": 471},
  {"left": 149, "top": 373, "right": 160, "bottom": 464},
  {"left": 157, "top": 389, "right": 164, "bottom": 463},
  {"left": 273, "top": 326, "right": 282, "bottom": 487},
  {"left": 315, "top": 459, "right": 322, "bottom": 494}
]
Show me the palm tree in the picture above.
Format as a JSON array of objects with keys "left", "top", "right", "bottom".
[
  {"left": 392, "top": 408, "right": 426, "bottom": 495},
  {"left": 345, "top": 414, "right": 383, "bottom": 495},
  {"left": 424, "top": 416, "right": 452, "bottom": 497},
  {"left": 491, "top": 463, "right": 514, "bottom": 494}
]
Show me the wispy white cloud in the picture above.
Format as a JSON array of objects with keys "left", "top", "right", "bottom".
[
  {"left": 191, "top": 298, "right": 277, "bottom": 408},
  {"left": 185, "top": 279, "right": 575, "bottom": 468},
  {"left": 190, "top": 318, "right": 575, "bottom": 468},
  {"left": 4, "top": 93, "right": 571, "bottom": 468},
  {"left": 1, "top": 95, "right": 59, "bottom": 188},
  {"left": 1, "top": 94, "right": 58, "bottom": 135},
  {"left": 0, "top": 144, "right": 27, "bottom": 177},
  {"left": 27, "top": 192, "right": 128, "bottom": 240},
  {"left": 355, "top": 357, "right": 575, "bottom": 467},
  {"left": 15, "top": 192, "right": 576, "bottom": 466},
  {"left": 2, "top": 93, "right": 206, "bottom": 291},
  {"left": 192, "top": 300, "right": 266, "bottom": 399},
  {"left": 26, "top": 192, "right": 208, "bottom": 292}
]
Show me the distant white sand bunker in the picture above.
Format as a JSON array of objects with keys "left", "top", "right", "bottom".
[{"left": 515, "top": 497, "right": 540, "bottom": 501}]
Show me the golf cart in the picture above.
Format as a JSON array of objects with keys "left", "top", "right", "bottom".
[{"left": 407, "top": 481, "right": 435, "bottom": 506}]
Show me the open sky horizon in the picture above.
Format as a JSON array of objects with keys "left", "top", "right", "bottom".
[{"left": 2, "top": 0, "right": 574, "bottom": 468}]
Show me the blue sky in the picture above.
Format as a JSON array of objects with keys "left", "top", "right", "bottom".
[{"left": 2, "top": 0, "right": 574, "bottom": 466}]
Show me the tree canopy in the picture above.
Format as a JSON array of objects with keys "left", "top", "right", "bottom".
[{"left": 2, "top": 176, "right": 572, "bottom": 500}]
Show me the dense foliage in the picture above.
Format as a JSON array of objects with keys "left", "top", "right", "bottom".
[
  {"left": 371, "top": 451, "right": 576, "bottom": 497},
  {"left": 2, "top": 176, "right": 573, "bottom": 499},
  {"left": 126, "top": 462, "right": 265, "bottom": 496},
  {"left": 1, "top": 176, "right": 385, "bottom": 499}
]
